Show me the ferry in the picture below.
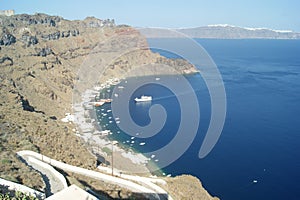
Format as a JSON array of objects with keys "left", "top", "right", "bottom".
[{"left": 134, "top": 95, "right": 152, "bottom": 102}]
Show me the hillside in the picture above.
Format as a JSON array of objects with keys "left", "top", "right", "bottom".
[{"left": 0, "top": 13, "right": 216, "bottom": 199}]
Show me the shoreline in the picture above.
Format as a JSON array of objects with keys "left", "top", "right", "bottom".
[
  {"left": 71, "top": 73, "right": 200, "bottom": 176},
  {"left": 72, "top": 83, "right": 161, "bottom": 176}
]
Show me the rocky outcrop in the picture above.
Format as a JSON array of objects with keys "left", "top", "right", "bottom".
[
  {"left": 21, "top": 34, "right": 38, "bottom": 46},
  {"left": 155, "top": 56, "right": 197, "bottom": 73},
  {"left": 164, "top": 175, "right": 219, "bottom": 200},
  {"left": 0, "top": 28, "right": 16, "bottom": 46},
  {"left": 61, "top": 30, "right": 79, "bottom": 38},
  {"left": 13, "top": 13, "right": 61, "bottom": 26},
  {"left": 41, "top": 31, "right": 60, "bottom": 40},
  {"left": 0, "top": 56, "right": 13, "bottom": 66},
  {"left": 19, "top": 95, "right": 35, "bottom": 112},
  {"left": 41, "top": 29, "right": 80, "bottom": 40},
  {"left": 35, "top": 47, "right": 53, "bottom": 57}
]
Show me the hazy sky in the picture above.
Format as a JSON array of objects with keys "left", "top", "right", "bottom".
[{"left": 1, "top": 0, "right": 300, "bottom": 31}]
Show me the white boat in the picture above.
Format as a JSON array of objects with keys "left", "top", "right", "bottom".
[
  {"left": 94, "top": 86, "right": 102, "bottom": 91},
  {"left": 99, "top": 130, "right": 111, "bottom": 136},
  {"left": 134, "top": 95, "right": 152, "bottom": 102}
]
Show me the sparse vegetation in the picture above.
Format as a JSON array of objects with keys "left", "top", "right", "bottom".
[
  {"left": 101, "top": 147, "right": 112, "bottom": 156},
  {"left": 0, "top": 186, "right": 39, "bottom": 200}
]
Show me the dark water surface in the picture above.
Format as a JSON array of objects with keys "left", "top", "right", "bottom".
[{"left": 97, "top": 39, "right": 300, "bottom": 200}]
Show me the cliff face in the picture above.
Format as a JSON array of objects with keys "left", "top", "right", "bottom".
[
  {"left": 0, "top": 13, "right": 196, "bottom": 116},
  {"left": 0, "top": 14, "right": 103, "bottom": 190},
  {"left": 0, "top": 13, "right": 215, "bottom": 199}
]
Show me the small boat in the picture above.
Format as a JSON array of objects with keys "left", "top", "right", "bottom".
[
  {"left": 134, "top": 95, "right": 152, "bottom": 102},
  {"left": 139, "top": 142, "right": 146, "bottom": 146},
  {"left": 99, "top": 130, "right": 110, "bottom": 136},
  {"left": 93, "top": 102, "right": 105, "bottom": 107},
  {"left": 94, "top": 86, "right": 102, "bottom": 90},
  {"left": 99, "top": 99, "right": 112, "bottom": 103}
]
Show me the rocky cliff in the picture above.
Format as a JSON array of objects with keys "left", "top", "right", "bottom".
[{"left": 0, "top": 13, "right": 216, "bottom": 199}]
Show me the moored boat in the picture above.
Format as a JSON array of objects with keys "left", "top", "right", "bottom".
[{"left": 134, "top": 95, "right": 152, "bottom": 102}]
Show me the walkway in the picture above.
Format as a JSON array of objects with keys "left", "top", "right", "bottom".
[
  {"left": 19, "top": 154, "right": 68, "bottom": 196},
  {"left": 17, "top": 150, "right": 172, "bottom": 200}
]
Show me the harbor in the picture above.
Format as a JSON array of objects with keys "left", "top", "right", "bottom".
[{"left": 69, "top": 78, "right": 153, "bottom": 174}]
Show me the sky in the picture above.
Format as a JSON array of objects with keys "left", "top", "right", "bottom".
[{"left": 1, "top": 0, "right": 300, "bottom": 31}]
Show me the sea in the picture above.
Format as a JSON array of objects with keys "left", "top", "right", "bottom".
[{"left": 96, "top": 39, "right": 300, "bottom": 200}]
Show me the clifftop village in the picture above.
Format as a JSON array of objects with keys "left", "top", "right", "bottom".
[{"left": 0, "top": 10, "right": 15, "bottom": 16}]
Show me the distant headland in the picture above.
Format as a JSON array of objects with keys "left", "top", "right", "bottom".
[{"left": 142, "top": 24, "right": 300, "bottom": 39}]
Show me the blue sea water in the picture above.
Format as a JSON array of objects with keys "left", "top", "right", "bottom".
[{"left": 97, "top": 39, "right": 300, "bottom": 200}]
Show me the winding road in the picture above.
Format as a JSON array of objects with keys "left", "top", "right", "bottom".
[{"left": 17, "top": 150, "right": 172, "bottom": 200}]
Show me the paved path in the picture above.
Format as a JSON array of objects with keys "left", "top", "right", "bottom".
[
  {"left": 19, "top": 154, "right": 67, "bottom": 196},
  {"left": 17, "top": 150, "right": 172, "bottom": 200}
]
